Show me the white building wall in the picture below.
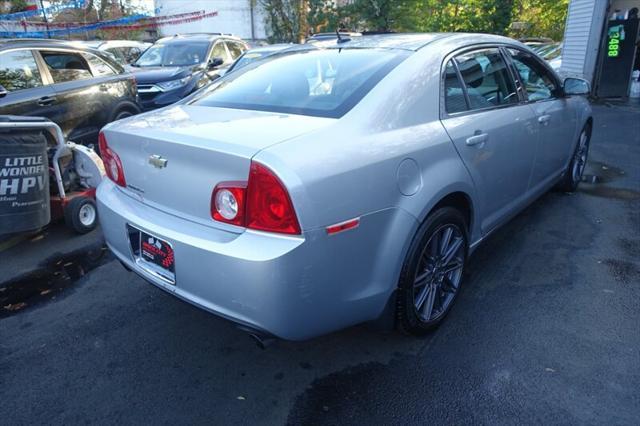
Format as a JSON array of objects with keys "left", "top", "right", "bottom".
[
  {"left": 154, "top": 0, "right": 268, "bottom": 40},
  {"left": 560, "top": 0, "right": 609, "bottom": 82}
]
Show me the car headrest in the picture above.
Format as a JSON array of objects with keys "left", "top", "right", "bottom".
[
  {"left": 457, "top": 57, "right": 484, "bottom": 88},
  {"left": 270, "top": 72, "right": 310, "bottom": 104},
  {"left": 66, "top": 60, "right": 85, "bottom": 70}
]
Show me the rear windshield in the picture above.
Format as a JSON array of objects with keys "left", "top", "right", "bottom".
[{"left": 190, "top": 48, "right": 409, "bottom": 118}]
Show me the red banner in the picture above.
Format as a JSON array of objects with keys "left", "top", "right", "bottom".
[
  {"left": 17, "top": 10, "right": 208, "bottom": 29},
  {"left": 103, "top": 11, "right": 219, "bottom": 31}
]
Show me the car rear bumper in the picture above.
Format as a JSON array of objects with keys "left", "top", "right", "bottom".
[{"left": 97, "top": 180, "right": 416, "bottom": 340}]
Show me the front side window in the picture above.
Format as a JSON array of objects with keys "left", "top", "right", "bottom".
[
  {"left": 444, "top": 60, "right": 467, "bottom": 113},
  {"left": 82, "top": 53, "right": 115, "bottom": 76},
  {"left": 507, "top": 48, "right": 558, "bottom": 102},
  {"left": 40, "top": 51, "right": 93, "bottom": 83},
  {"left": 135, "top": 42, "right": 209, "bottom": 67},
  {"left": 0, "top": 50, "right": 43, "bottom": 91},
  {"left": 455, "top": 48, "right": 518, "bottom": 110},
  {"left": 210, "top": 42, "right": 229, "bottom": 62},
  {"left": 226, "top": 42, "right": 245, "bottom": 60},
  {"left": 192, "top": 48, "right": 408, "bottom": 118}
]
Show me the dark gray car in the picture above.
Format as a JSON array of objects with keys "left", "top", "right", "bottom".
[{"left": 0, "top": 39, "right": 141, "bottom": 145}]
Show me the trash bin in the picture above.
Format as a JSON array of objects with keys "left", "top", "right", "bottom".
[{"left": 0, "top": 116, "right": 50, "bottom": 235}]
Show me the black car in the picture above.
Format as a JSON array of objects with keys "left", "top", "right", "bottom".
[
  {"left": 0, "top": 39, "right": 141, "bottom": 145},
  {"left": 129, "top": 33, "right": 248, "bottom": 111}
]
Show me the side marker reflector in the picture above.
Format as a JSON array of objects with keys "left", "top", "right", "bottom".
[{"left": 326, "top": 218, "right": 360, "bottom": 235}]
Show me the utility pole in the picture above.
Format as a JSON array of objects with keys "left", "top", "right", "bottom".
[
  {"left": 249, "top": 0, "right": 256, "bottom": 41},
  {"left": 39, "top": 0, "right": 51, "bottom": 38}
]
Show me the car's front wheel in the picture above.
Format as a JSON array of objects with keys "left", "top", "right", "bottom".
[
  {"left": 557, "top": 123, "right": 591, "bottom": 192},
  {"left": 397, "top": 207, "right": 468, "bottom": 335}
]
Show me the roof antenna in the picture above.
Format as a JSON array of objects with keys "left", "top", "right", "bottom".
[{"left": 336, "top": 29, "right": 350, "bottom": 44}]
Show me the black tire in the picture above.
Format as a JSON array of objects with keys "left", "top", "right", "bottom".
[
  {"left": 397, "top": 207, "right": 469, "bottom": 335},
  {"left": 64, "top": 197, "right": 98, "bottom": 234},
  {"left": 556, "top": 123, "right": 592, "bottom": 193},
  {"left": 113, "top": 109, "right": 134, "bottom": 121}
]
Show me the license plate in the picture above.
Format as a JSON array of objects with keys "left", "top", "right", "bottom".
[{"left": 129, "top": 227, "right": 176, "bottom": 284}]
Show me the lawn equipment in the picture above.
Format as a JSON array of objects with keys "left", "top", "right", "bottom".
[{"left": 0, "top": 116, "right": 104, "bottom": 236}]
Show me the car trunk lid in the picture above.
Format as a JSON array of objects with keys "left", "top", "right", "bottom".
[{"left": 102, "top": 105, "right": 333, "bottom": 230}]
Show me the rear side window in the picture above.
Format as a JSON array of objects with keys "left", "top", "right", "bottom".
[
  {"left": 444, "top": 60, "right": 467, "bottom": 113},
  {"left": 192, "top": 48, "right": 409, "bottom": 118},
  {"left": 82, "top": 53, "right": 115, "bottom": 76},
  {"left": 105, "top": 47, "right": 126, "bottom": 63},
  {"left": 40, "top": 51, "right": 93, "bottom": 83},
  {"left": 455, "top": 48, "right": 518, "bottom": 110},
  {"left": 0, "top": 50, "right": 43, "bottom": 91},
  {"left": 507, "top": 48, "right": 558, "bottom": 101},
  {"left": 124, "top": 47, "right": 142, "bottom": 63}
]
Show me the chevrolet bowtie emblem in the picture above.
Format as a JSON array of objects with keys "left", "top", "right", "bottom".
[{"left": 149, "top": 154, "right": 168, "bottom": 169}]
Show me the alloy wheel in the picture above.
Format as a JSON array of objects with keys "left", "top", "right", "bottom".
[
  {"left": 413, "top": 224, "right": 465, "bottom": 322},
  {"left": 572, "top": 129, "right": 589, "bottom": 183}
]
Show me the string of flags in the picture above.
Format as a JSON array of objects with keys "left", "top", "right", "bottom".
[
  {"left": 0, "top": 9, "right": 219, "bottom": 38},
  {"left": 0, "top": 0, "right": 87, "bottom": 21}
]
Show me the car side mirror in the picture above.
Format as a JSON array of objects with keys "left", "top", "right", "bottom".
[
  {"left": 208, "top": 57, "right": 224, "bottom": 70},
  {"left": 0, "top": 84, "right": 7, "bottom": 98},
  {"left": 563, "top": 77, "right": 590, "bottom": 96}
]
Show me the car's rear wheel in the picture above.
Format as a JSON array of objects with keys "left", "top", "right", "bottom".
[
  {"left": 557, "top": 123, "right": 591, "bottom": 192},
  {"left": 397, "top": 207, "right": 468, "bottom": 335},
  {"left": 113, "top": 110, "right": 133, "bottom": 121}
]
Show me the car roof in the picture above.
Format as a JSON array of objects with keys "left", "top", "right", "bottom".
[
  {"left": 0, "top": 38, "right": 76, "bottom": 50},
  {"left": 307, "top": 33, "right": 517, "bottom": 51},
  {"left": 155, "top": 33, "right": 242, "bottom": 44},
  {"left": 243, "top": 43, "right": 295, "bottom": 54},
  {"left": 80, "top": 40, "right": 150, "bottom": 48}
]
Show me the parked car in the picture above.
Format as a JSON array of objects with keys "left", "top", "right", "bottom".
[
  {"left": 226, "top": 43, "right": 295, "bottom": 73},
  {"left": 0, "top": 39, "right": 141, "bottom": 145},
  {"left": 129, "top": 33, "right": 248, "bottom": 111},
  {"left": 78, "top": 40, "right": 151, "bottom": 65},
  {"left": 97, "top": 33, "right": 592, "bottom": 341},
  {"left": 306, "top": 31, "right": 362, "bottom": 43}
]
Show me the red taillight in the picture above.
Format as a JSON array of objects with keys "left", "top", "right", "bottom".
[
  {"left": 246, "top": 162, "right": 301, "bottom": 235},
  {"left": 211, "top": 161, "right": 301, "bottom": 235},
  {"left": 98, "top": 131, "right": 126, "bottom": 187}
]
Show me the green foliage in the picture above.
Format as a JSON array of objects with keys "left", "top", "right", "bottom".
[
  {"left": 9, "top": 0, "right": 29, "bottom": 13},
  {"left": 262, "top": 0, "right": 569, "bottom": 42}
]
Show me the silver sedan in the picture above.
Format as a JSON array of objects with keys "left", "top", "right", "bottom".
[{"left": 97, "top": 33, "right": 592, "bottom": 341}]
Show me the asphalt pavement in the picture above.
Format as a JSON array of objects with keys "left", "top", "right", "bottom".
[{"left": 1, "top": 102, "right": 639, "bottom": 425}]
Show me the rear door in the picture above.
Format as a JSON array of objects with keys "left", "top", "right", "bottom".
[
  {"left": 505, "top": 48, "right": 577, "bottom": 185},
  {"left": 81, "top": 51, "right": 132, "bottom": 126},
  {"left": 0, "top": 49, "right": 57, "bottom": 120},
  {"left": 36, "top": 49, "right": 101, "bottom": 144},
  {"left": 440, "top": 47, "right": 538, "bottom": 233}
]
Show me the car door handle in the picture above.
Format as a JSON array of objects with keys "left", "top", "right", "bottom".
[
  {"left": 465, "top": 132, "right": 489, "bottom": 146},
  {"left": 538, "top": 114, "right": 551, "bottom": 125},
  {"left": 37, "top": 96, "right": 56, "bottom": 106},
  {"left": 99, "top": 84, "right": 108, "bottom": 92}
]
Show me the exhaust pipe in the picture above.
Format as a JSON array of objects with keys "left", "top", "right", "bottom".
[{"left": 237, "top": 326, "right": 277, "bottom": 349}]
